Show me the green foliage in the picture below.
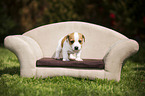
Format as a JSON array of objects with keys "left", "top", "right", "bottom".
[
  {"left": 103, "top": 0, "right": 145, "bottom": 37},
  {"left": 0, "top": 0, "right": 85, "bottom": 43},
  {"left": 0, "top": 0, "right": 145, "bottom": 43},
  {"left": 0, "top": 45, "right": 145, "bottom": 96}
]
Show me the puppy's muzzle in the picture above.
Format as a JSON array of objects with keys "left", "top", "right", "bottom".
[{"left": 74, "top": 46, "right": 79, "bottom": 50}]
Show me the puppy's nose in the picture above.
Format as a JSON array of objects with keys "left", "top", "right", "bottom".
[{"left": 74, "top": 46, "right": 78, "bottom": 50}]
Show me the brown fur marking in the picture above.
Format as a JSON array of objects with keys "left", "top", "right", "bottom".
[
  {"left": 61, "top": 36, "right": 67, "bottom": 48},
  {"left": 68, "top": 33, "right": 75, "bottom": 45},
  {"left": 78, "top": 33, "right": 85, "bottom": 44},
  {"left": 61, "top": 32, "right": 85, "bottom": 47}
]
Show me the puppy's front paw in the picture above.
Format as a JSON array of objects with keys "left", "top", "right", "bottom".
[
  {"left": 69, "top": 54, "right": 76, "bottom": 59},
  {"left": 63, "top": 58, "right": 70, "bottom": 61},
  {"left": 75, "top": 58, "right": 83, "bottom": 61}
]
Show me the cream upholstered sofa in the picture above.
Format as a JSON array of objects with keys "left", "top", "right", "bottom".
[{"left": 4, "top": 21, "right": 139, "bottom": 81}]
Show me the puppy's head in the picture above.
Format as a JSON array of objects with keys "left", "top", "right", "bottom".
[{"left": 67, "top": 32, "right": 85, "bottom": 52}]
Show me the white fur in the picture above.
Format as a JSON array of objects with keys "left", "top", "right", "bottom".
[{"left": 55, "top": 32, "right": 84, "bottom": 61}]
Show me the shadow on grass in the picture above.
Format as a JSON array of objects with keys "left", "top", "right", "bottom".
[
  {"left": 0, "top": 66, "right": 20, "bottom": 76},
  {"left": 129, "top": 43, "right": 145, "bottom": 64}
]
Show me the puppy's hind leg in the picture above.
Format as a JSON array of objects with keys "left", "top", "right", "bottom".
[{"left": 55, "top": 45, "right": 61, "bottom": 60}]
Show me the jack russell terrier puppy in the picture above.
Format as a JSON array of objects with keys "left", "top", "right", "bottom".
[{"left": 55, "top": 32, "right": 85, "bottom": 61}]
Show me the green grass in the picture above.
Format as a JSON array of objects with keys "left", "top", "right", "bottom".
[{"left": 0, "top": 44, "right": 145, "bottom": 96}]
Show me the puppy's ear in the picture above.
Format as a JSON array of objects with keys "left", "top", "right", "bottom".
[
  {"left": 82, "top": 35, "right": 85, "bottom": 42},
  {"left": 66, "top": 35, "right": 70, "bottom": 42}
]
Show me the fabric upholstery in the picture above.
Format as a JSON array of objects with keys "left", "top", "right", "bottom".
[
  {"left": 4, "top": 35, "right": 43, "bottom": 77},
  {"left": 104, "top": 39, "right": 139, "bottom": 81},
  {"left": 4, "top": 21, "right": 139, "bottom": 81},
  {"left": 36, "top": 58, "right": 104, "bottom": 69},
  {"left": 23, "top": 21, "right": 128, "bottom": 59},
  {"left": 36, "top": 67, "right": 105, "bottom": 80}
]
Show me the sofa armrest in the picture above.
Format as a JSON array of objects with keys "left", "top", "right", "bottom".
[
  {"left": 4, "top": 35, "right": 43, "bottom": 77},
  {"left": 103, "top": 39, "right": 139, "bottom": 81}
]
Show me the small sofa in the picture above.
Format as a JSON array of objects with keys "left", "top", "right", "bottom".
[{"left": 4, "top": 21, "right": 139, "bottom": 81}]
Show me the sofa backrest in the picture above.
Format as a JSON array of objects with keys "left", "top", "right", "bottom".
[{"left": 23, "top": 21, "right": 128, "bottom": 59}]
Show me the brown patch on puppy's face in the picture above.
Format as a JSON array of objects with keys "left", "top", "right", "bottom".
[
  {"left": 67, "top": 33, "right": 75, "bottom": 45},
  {"left": 61, "top": 32, "right": 85, "bottom": 51},
  {"left": 78, "top": 33, "right": 85, "bottom": 45}
]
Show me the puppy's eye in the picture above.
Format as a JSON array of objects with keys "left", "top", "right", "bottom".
[
  {"left": 79, "top": 40, "right": 82, "bottom": 43},
  {"left": 70, "top": 40, "right": 74, "bottom": 44}
]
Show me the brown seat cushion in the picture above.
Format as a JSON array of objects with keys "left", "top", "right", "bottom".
[{"left": 36, "top": 58, "right": 104, "bottom": 69}]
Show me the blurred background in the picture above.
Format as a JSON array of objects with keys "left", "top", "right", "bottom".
[{"left": 0, "top": 0, "right": 145, "bottom": 44}]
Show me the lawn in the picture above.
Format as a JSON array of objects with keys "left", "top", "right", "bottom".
[{"left": 0, "top": 44, "right": 145, "bottom": 96}]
